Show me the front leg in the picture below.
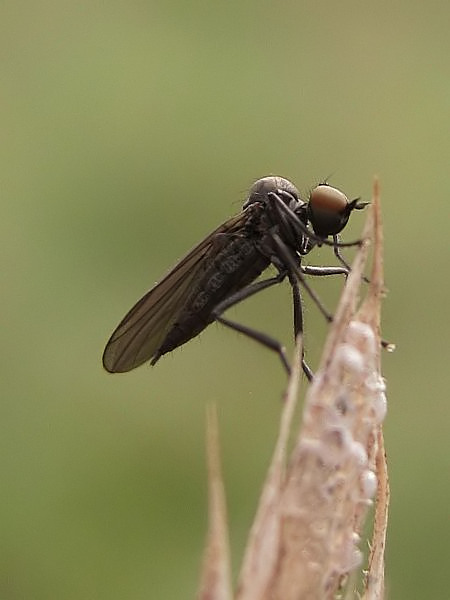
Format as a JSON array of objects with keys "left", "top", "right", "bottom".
[
  {"left": 333, "top": 234, "right": 370, "bottom": 283},
  {"left": 301, "top": 264, "right": 349, "bottom": 277}
]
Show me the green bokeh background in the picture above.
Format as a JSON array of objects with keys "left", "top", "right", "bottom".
[{"left": 2, "top": 2, "right": 449, "bottom": 598}]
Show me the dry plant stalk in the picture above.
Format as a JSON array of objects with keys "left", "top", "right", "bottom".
[
  {"left": 198, "top": 180, "right": 389, "bottom": 600},
  {"left": 198, "top": 406, "right": 233, "bottom": 600}
]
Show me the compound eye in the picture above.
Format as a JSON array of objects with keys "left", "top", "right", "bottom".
[
  {"left": 308, "top": 184, "right": 350, "bottom": 237},
  {"left": 310, "top": 184, "right": 348, "bottom": 213}
]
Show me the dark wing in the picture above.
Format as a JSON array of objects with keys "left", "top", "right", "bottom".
[{"left": 102, "top": 211, "right": 247, "bottom": 373}]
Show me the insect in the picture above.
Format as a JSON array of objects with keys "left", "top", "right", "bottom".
[{"left": 102, "top": 176, "right": 368, "bottom": 378}]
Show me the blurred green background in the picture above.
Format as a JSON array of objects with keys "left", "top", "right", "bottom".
[{"left": 2, "top": 1, "right": 448, "bottom": 598}]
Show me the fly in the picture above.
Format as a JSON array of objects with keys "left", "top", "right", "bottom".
[{"left": 102, "top": 176, "right": 368, "bottom": 379}]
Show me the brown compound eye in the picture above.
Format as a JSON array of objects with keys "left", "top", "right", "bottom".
[{"left": 308, "top": 184, "right": 366, "bottom": 237}]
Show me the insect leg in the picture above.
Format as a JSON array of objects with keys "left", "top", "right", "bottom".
[
  {"left": 332, "top": 234, "right": 370, "bottom": 283},
  {"left": 271, "top": 233, "right": 334, "bottom": 323},
  {"left": 287, "top": 272, "right": 314, "bottom": 380},
  {"left": 276, "top": 234, "right": 393, "bottom": 352},
  {"left": 301, "top": 265, "right": 349, "bottom": 277},
  {"left": 211, "top": 273, "right": 292, "bottom": 375},
  {"left": 288, "top": 272, "right": 303, "bottom": 337}
]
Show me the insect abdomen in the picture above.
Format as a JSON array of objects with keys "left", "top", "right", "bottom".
[{"left": 152, "top": 236, "right": 270, "bottom": 361}]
